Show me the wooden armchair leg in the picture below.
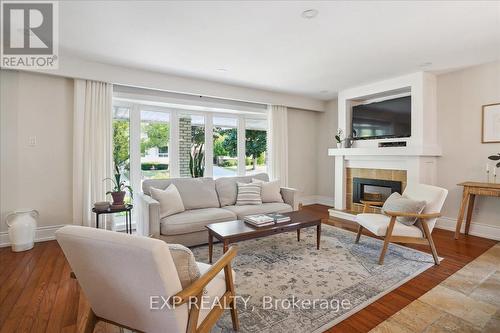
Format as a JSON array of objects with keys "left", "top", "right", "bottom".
[
  {"left": 355, "top": 225, "right": 363, "bottom": 243},
  {"left": 421, "top": 221, "right": 440, "bottom": 265},
  {"left": 379, "top": 216, "right": 396, "bottom": 265},
  {"left": 224, "top": 264, "right": 240, "bottom": 331},
  {"left": 378, "top": 237, "right": 391, "bottom": 265}
]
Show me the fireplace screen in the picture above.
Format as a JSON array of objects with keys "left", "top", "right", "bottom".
[{"left": 352, "top": 178, "right": 402, "bottom": 203}]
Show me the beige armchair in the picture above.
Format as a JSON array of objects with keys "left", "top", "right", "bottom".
[
  {"left": 56, "top": 226, "right": 239, "bottom": 333},
  {"left": 355, "top": 184, "right": 448, "bottom": 265}
]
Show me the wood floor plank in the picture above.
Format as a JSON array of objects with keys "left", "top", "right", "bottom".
[
  {"left": 0, "top": 243, "right": 48, "bottom": 329},
  {"left": 30, "top": 249, "right": 67, "bottom": 333},
  {"left": 0, "top": 204, "right": 496, "bottom": 333},
  {"left": 0, "top": 242, "right": 54, "bottom": 333},
  {"left": 45, "top": 255, "right": 75, "bottom": 333},
  {"left": 15, "top": 242, "right": 60, "bottom": 333}
]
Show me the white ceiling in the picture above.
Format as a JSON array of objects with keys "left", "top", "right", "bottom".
[{"left": 60, "top": 1, "right": 500, "bottom": 100}]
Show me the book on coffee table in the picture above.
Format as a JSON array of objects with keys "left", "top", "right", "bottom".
[{"left": 244, "top": 213, "right": 291, "bottom": 227}]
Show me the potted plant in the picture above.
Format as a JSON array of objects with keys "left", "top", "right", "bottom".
[
  {"left": 335, "top": 128, "right": 344, "bottom": 148},
  {"left": 104, "top": 164, "right": 133, "bottom": 207}
]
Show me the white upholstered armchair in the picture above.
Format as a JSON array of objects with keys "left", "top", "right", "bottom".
[
  {"left": 56, "top": 226, "right": 239, "bottom": 333},
  {"left": 355, "top": 184, "right": 448, "bottom": 265}
]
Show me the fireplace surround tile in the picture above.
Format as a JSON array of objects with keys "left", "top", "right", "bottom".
[{"left": 345, "top": 168, "right": 407, "bottom": 212}]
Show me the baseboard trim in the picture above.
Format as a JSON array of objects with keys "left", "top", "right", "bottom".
[
  {"left": 0, "top": 224, "right": 66, "bottom": 248},
  {"left": 300, "top": 195, "right": 334, "bottom": 207},
  {"left": 435, "top": 217, "right": 500, "bottom": 241}
]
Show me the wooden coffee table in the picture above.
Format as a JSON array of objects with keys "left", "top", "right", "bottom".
[{"left": 206, "top": 210, "right": 321, "bottom": 263}]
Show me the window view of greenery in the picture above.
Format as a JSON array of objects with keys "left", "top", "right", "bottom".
[
  {"left": 141, "top": 110, "right": 170, "bottom": 180},
  {"left": 245, "top": 129, "right": 267, "bottom": 175},
  {"left": 245, "top": 117, "right": 267, "bottom": 175},
  {"left": 112, "top": 106, "right": 132, "bottom": 213},
  {"left": 213, "top": 117, "right": 238, "bottom": 177}
]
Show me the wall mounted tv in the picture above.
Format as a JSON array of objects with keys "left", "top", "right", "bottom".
[{"left": 352, "top": 96, "right": 411, "bottom": 140}]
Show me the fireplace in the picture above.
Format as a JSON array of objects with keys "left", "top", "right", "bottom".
[{"left": 352, "top": 177, "right": 402, "bottom": 204}]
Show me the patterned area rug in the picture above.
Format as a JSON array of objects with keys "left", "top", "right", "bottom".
[{"left": 191, "top": 224, "right": 436, "bottom": 333}]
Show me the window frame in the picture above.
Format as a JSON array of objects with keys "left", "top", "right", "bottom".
[{"left": 112, "top": 100, "right": 268, "bottom": 193}]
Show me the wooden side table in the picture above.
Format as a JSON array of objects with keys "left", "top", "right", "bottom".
[
  {"left": 455, "top": 182, "right": 500, "bottom": 239},
  {"left": 92, "top": 204, "right": 133, "bottom": 234}
]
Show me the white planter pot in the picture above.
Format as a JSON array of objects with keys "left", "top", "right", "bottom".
[{"left": 6, "top": 210, "right": 38, "bottom": 252}]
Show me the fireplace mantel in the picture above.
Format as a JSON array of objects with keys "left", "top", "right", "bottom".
[{"left": 328, "top": 147, "right": 442, "bottom": 157}]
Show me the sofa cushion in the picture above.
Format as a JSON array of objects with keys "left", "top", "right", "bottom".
[
  {"left": 215, "top": 173, "right": 269, "bottom": 207},
  {"left": 382, "top": 192, "right": 426, "bottom": 226},
  {"left": 222, "top": 202, "right": 292, "bottom": 219},
  {"left": 236, "top": 182, "right": 262, "bottom": 206},
  {"left": 143, "top": 177, "right": 220, "bottom": 210},
  {"left": 161, "top": 208, "right": 236, "bottom": 236},
  {"left": 252, "top": 179, "right": 284, "bottom": 203},
  {"left": 150, "top": 184, "right": 185, "bottom": 219}
]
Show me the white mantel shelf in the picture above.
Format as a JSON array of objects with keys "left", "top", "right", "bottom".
[{"left": 328, "top": 147, "right": 442, "bottom": 157}]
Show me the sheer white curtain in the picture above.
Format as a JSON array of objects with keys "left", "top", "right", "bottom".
[
  {"left": 73, "top": 80, "right": 113, "bottom": 227},
  {"left": 268, "top": 105, "right": 288, "bottom": 187}
]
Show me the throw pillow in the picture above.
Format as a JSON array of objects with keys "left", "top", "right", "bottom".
[
  {"left": 236, "top": 182, "right": 262, "bottom": 206},
  {"left": 168, "top": 244, "right": 201, "bottom": 289},
  {"left": 382, "top": 192, "right": 426, "bottom": 226},
  {"left": 252, "top": 179, "right": 284, "bottom": 203},
  {"left": 150, "top": 184, "right": 185, "bottom": 219}
]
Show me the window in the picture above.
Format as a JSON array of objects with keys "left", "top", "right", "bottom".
[
  {"left": 112, "top": 98, "right": 269, "bottom": 199},
  {"left": 245, "top": 116, "right": 268, "bottom": 175},
  {"left": 112, "top": 106, "right": 131, "bottom": 229},
  {"left": 140, "top": 110, "right": 170, "bottom": 180},
  {"left": 112, "top": 106, "right": 131, "bottom": 195},
  {"left": 213, "top": 116, "right": 238, "bottom": 178}
]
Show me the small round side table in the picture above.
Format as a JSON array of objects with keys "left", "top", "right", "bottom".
[{"left": 92, "top": 204, "right": 133, "bottom": 234}]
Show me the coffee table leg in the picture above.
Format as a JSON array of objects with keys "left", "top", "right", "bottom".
[
  {"left": 208, "top": 232, "right": 213, "bottom": 264},
  {"left": 297, "top": 229, "right": 300, "bottom": 242},
  {"left": 223, "top": 240, "right": 229, "bottom": 254},
  {"left": 316, "top": 223, "right": 321, "bottom": 250}
]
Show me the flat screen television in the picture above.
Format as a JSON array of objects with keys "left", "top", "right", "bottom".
[{"left": 352, "top": 96, "right": 411, "bottom": 140}]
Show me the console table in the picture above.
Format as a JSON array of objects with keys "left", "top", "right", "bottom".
[{"left": 455, "top": 182, "right": 500, "bottom": 239}]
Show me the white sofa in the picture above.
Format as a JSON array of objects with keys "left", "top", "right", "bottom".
[{"left": 140, "top": 173, "right": 299, "bottom": 246}]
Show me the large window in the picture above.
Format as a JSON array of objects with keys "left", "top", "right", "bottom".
[{"left": 112, "top": 100, "right": 269, "bottom": 201}]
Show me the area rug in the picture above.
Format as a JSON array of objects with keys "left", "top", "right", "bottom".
[{"left": 191, "top": 224, "right": 436, "bottom": 333}]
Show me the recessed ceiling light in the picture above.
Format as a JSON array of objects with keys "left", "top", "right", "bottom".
[
  {"left": 302, "top": 9, "right": 318, "bottom": 19},
  {"left": 216, "top": 68, "right": 228, "bottom": 72}
]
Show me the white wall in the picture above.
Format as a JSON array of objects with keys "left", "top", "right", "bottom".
[
  {"left": 0, "top": 70, "right": 74, "bottom": 233},
  {"left": 287, "top": 108, "right": 318, "bottom": 200},
  {"left": 436, "top": 61, "right": 500, "bottom": 229}
]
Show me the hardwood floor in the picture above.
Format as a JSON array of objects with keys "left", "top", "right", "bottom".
[{"left": 0, "top": 204, "right": 497, "bottom": 333}]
